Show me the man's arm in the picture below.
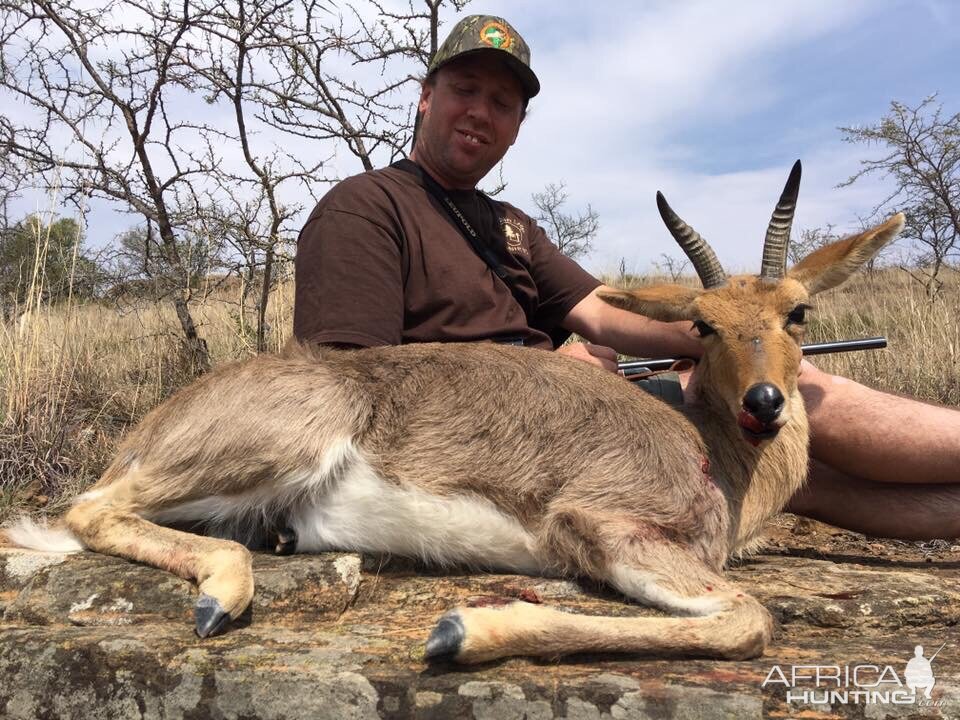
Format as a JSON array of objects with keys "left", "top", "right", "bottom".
[{"left": 561, "top": 285, "right": 702, "bottom": 359}]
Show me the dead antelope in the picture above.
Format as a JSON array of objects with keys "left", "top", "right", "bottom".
[{"left": 7, "top": 162, "right": 904, "bottom": 664}]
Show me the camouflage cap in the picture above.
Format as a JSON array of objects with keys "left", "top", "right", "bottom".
[{"left": 428, "top": 15, "right": 540, "bottom": 99}]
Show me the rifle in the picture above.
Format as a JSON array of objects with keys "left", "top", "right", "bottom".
[
  {"left": 617, "top": 336, "right": 888, "bottom": 378},
  {"left": 928, "top": 641, "right": 947, "bottom": 663}
]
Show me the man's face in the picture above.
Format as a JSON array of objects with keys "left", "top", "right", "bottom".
[{"left": 412, "top": 53, "right": 525, "bottom": 189}]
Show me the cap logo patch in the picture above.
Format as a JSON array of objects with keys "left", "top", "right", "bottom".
[{"left": 479, "top": 21, "right": 512, "bottom": 50}]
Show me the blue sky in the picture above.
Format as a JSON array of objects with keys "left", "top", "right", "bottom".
[
  {"left": 8, "top": 0, "right": 959, "bottom": 275},
  {"left": 479, "top": 0, "right": 959, "bottom": 273}
]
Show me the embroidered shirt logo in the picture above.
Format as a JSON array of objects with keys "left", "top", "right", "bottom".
[
  {"left": 502, "top": 218, "right": 527, "bottom": 255},
  {"left": 479, "top": 21, "right": 512, "bottom": 50}
]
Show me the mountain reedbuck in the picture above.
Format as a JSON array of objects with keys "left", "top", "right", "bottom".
[{"left": 8, "top": 162, "right": 904, "bottom": 664}]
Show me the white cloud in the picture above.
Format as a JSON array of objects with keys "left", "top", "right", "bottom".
[
  {"left": 491, "top": 0, "right": 871, "bottom": 135},
  {"left": 471, "top": 0, "right": 900, "bottom": 272},
  {"left": 2, "top": 0, "right": 945, "bottom": 277},
  {"left": 576, "top": 143, "right": 895, "bottom": 276}
]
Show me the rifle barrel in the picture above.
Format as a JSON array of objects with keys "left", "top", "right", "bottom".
[
  {"left": 618, "top": 336, "right": 887, "bottom": 377},
  {"left": 799, "top": 337, "right": 887, "bottom": 356}
]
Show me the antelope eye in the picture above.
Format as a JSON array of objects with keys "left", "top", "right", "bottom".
[
  {"left": 693, "top": 320, "right": 716, "bottom": 337},
  {"left": 786, "top": 305, "right": 809, "bottom": 326}
]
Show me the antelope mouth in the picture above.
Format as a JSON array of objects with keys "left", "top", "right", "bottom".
[{"left": 737, "top": 410, "right": 782, "bottom": 446}]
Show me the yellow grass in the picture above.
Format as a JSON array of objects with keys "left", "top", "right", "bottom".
[
  {"left": 0, "top": 280, "right": 295, "bottom": 520},
  {"left": 805, "top": 269, "right": 960, "bottom": 404},
  {"left": 1, "top": 269, "right": 958, "bottom": 521}
]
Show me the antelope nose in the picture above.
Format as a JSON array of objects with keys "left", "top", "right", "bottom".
[{"left": 742, "top": 383, "right": 785, "bottom": 425}]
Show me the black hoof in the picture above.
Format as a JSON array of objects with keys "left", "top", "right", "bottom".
[
  {"left": 195, "top": 594, "right": 231, "bottom": 638},
  {"left": 425, "top": 613, "right": 465, "bottom": 662},
  {"left": 274, "top": 527, "right": 297, "bottom": 556}
]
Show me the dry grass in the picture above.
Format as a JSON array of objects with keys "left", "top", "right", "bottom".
[
  {"left": 1, "top": 278, "right": 295, "bottom": 522},
  {"left": 1, "top": 265, "right": 957, "bottom": 522},
  {"left": 806, "top": 268, "right": 960, "bottom": 405}
]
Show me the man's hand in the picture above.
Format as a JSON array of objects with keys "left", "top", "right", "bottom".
[
  {"left": 556, "top": 342, "right": 619, "bottom": 373},
  {"left": 677, "top": 362, "right": 699, "bottom": 404}
]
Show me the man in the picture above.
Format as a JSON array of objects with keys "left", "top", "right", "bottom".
[{"left": 295, "top": 15, "right": 960, "bottom": 539}]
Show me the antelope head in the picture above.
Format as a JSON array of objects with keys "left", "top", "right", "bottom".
[{"left": 601, "top": 161, "right": 904, "bottom": 446}]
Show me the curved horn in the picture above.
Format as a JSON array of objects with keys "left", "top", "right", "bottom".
[
  {"left": 656, "top": 191, "right": 726, "bottom": 289},
  {"left": 760, "top": 160, "right": 802, "bottom": 280}
]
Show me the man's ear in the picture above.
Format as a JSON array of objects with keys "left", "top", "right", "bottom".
[
  {"left": 507, "top": 105, "right": 524, "bottom": 147},
  {"left": 508, "top": 124, "right": 520, "bottom": 147},
  {"left": 418, "top": 83, "right": 433, "bottom": 114},
  {"left": 787, "top": 213, "right": 905, "bottom": 295},
  {"left": 598, "top": 285, "right": 701, "bottom": 322}
]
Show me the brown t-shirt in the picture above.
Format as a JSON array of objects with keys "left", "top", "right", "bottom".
[{"left": 294, "top": 162, "right": 601, "bottom": 350}]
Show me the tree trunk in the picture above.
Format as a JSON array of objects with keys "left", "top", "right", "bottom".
[
  {"left": 172, "top": 293, "right": 210, "bottom": 373},
  {"left": 256, "top": 247, "right": 274, "bottom": 354}
]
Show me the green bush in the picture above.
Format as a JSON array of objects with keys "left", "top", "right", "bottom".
[{"left": 0, "top": 214, "right": 101, "bottom": 316}]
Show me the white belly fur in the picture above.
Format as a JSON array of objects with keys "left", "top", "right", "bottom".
[
  {"left": 292, "top": 444, "right": 541, "bottom": 573},
  {"left": 150, "top": 438, "right": 542, "bottom": 574}
]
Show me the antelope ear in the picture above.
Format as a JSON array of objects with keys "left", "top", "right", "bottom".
[
  {"left": 598, "top": 285, "right": 701, "bottom": 323},
  {"left": 787, "top": 213, "right": 905, "bottom": 295}
]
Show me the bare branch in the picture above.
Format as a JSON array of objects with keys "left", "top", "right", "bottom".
[
  {"left": 839, "top": 96, "right": 960, "bottom": 296},
  {"left": 531, "top": 181, "right": 600, "bottom": 261},
  {"left": 0, "top": 0, "right": 216, "bottom": 369}
]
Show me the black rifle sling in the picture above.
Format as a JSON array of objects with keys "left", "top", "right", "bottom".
[{"left": 390, "top": 159, "right": 528, "bottom": 313}]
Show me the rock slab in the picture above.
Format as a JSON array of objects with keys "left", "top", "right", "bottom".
[{"left": 1, "top": 518, "right": 958, "bottom": 719}]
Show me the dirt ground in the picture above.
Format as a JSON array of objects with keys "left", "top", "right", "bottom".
[{"left": 763, "top": 513, "right": 959, "bottom": 564}]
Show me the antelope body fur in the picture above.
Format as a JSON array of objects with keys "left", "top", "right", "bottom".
[{"left": 7, "top": 165, "right": 905, "bottom": 663}]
